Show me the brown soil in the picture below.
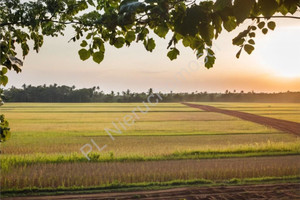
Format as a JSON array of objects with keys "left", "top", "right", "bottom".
[
  {"left": 5, "top": 183, "right": 300, "bottom": 199},
  {"left": 182, "top": 103, "right": 300, "bottom": 136}
]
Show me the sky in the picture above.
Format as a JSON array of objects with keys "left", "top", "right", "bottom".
[{"left": 5, "top": 16, "right": 300, "bottom": 93}]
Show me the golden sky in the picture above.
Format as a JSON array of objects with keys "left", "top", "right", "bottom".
[{"left": 6, "top": 17, "right": 300, "bottom": 93}]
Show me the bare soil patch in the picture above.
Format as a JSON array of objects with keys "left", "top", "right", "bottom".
[{"left": 5, "top": 183, "right": 300, "bottom": 200}]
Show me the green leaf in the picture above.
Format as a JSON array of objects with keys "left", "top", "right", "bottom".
[
  {"left": 283, "top": 0, "right": 299, "bottom": 14},
  {"left": 148, "top": 39, "right": 156, "bottom": 52},
  {"left": 258, "top": 0, "right": 278, "bottom": 17},
  {"left": 174, "top": 33, "right": 183, "bottom": 42},
  {"left": 0, "top": 75, "right": 8, "bottom": 86},
  {"left": 233, "top": 29, "right": 250, "bottom": 46},
  {"left": 248, "top": 39, "right": 255, "bottom": 45},
  {"left": 244, "top": 44, "right": 255, "bottom": 54},
  {"left": 80, "top": 40, "right": 88, "bottom": 47},
  {"left": 87, "top": 0, "right": 95, "bottom": 6},
  {"left": 267, "top": 21, "right": 276, "bottom": 30},
  {"left": 137, "top": 28, "right": 149, "bottom": 41},
  {"left": 1, "top": 67, "right": 7, "bottom": 74},
  {"left": 288, "top": 5, "right": 297, "bottom": 14},
  {"left": 190, "top": 37, "right": 204, "bottom": 50},
  {"left": 199, "top": 23, "right": 214, "bottom": 46},
  {"left": 278, "top": 4, "right": 289, "bottom": 15},
  {"left": 262, "top": 28, "right": 268, "bottom": 34},
  {"left": 167, "top": 48, "right": 180, "bottom": 60},
  {"left": 144, "top": 38, "right": 156, "bottom": 52},
  {"left": 120, "top": 1, "right": 145, "bottom": 14},
  {"left": 207, "top": 48, "right": 215, "bottom": 56},
  {"left": 196, "top": 49, "right": 204, "bottom": 59},
  {"left": 78, "top": 49, "right": 91, "bottom": 61},
  {"left": 214, "top": 0, "right": 232, "bottom": 11},
  {"left": 212, "top": 14, "right": 222, "bottom": 39},
  {"left": 182, "top": 37, "right": 191, "bottom": 47},
  {"left": 21, "top": 43, "right": 29, "bottom": 57},
  {"left": 236, "top": 48, "right": 242, "bottom": 58},
  {"left": 205, "top": 54, "right": 216, "bottom": 69},
  {"left": 257, "top": 22, "right": 265, "bottom": 29},
  {"left": 93, "top": 38, "right": 105, "bottom": 52},
  {"left": 251, "top": 26, "right": 257, "bottom": 30},
  {"left": 125, "top": 31, "right": 136, "bottom": 43},
  {"left": 154, "top": 24, "right": 169, "bottom": 38},
  {"left": 249, "top": 32, "right": 256, "bottom": 38},
  {"left": 223, "top": 16, "right": 237, "bottom": 32},
  {"left": 92, "top": 51, "right": 104, "bottom": 64},
  {"left": 114, "top": 37, "right": 125, "bottom": 48},
  {"left": 233, "top": 38, "right": 245, "bottom": 46},
  {"left": 86, "top": 33, "right": 93, "bottom": 40},
  {"left": 233, "top": 0, "right": 255, "bottom": 24},
  {"left": 175, "top": 5, "right": 206, "bottom": 36}
]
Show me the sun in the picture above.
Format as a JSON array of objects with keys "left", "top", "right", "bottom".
[{"left": 256, "top": 26, "right": 300, "bottom": 78}]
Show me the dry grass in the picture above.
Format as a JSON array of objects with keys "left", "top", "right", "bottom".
[
  {"left": 195, "top": 102, "right": 300, "bottom": 123},
  {"left": 2, "top": 134, "right": 298, "bottom": 155},
  {"left": 1, "top": 156, "right": 299, "bottom": 190},
  {"left": 1, "top": 102, "right": 299, "bottom": 192},
  {"left": 1, "top": 103, "right": 288, "bottom": 155}
]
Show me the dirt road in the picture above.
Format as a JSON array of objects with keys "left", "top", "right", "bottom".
[
  {"left": 5, "top": 183, "right": 300, "bottom": 200},
  {"left": 182, "top": 103, "right": 300, "bottom": 136}
]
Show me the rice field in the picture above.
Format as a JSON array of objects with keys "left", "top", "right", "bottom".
[
  {"left": 2, "top": 156, "right": 299, "bottom": 190},
  {"left": 196, "top": 102, "right": 300, "bottom": 123},
  {"left": 0, "top": 102, "right": 299, "bottom": 193}
]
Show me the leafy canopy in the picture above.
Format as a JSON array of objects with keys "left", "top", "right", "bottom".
[
  {"left": 1, "top": 0, "right": 299, "bottom": 75},
  {"left": 0, "top": 0, "right": 299, "bottom": 142}
]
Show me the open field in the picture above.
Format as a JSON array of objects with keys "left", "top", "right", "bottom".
[
  {"left": 1, "top": 103, "right": 297, "bottom": 155},
  {"left": 1, "top": 156, "right": 299, "bottom": 190},
  {"left": 194, "top": 102, "right": 300, "bottom": 123},
  {"left": 0, "top": 102, "right": 300, "bottom": 196},
  {"left": 183, "top": 102, "right": 300, "bottom": 136}
]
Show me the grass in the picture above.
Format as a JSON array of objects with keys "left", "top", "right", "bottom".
[
  {"left": 1, "top": 103, "right": 296, "bottom": 155},
  {"left": 1, "top": 156, "right": 299, "bottom": 191},
  {"left": 1, "top": 140, "right": 299, "bottom": 169},
  {"left": 1, "top": 102, "right": 300, "bottom": 194},
  {"left": 2, "top": 133, "right": 297, "bottom": 155},
  {"left": 5, "top": 120, "right": 276, "bottom": 135}
]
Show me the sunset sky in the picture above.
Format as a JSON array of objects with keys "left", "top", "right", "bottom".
[{"left": 6, "top": 17, "right": 300, "bottom": 93}]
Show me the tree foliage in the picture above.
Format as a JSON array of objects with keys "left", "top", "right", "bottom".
[
  {"left": 0, "top": 113, "right": 11, "bottom": 143},
  {"left": 0, "top": 0, "right": 300, "bottom": 142},
  {"left": 1, "top": 0, "right": 299, "bottom": 73},
  {"left": 4, "top": 84, "right": 300, "bottom": 103}
]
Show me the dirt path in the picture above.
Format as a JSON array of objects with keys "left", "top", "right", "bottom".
[
  {"left": 182, "top": 103, "right": 300, "bottom": 136},
  {"left": 5, "top": 183, "right": 300, "bottom": 200}
]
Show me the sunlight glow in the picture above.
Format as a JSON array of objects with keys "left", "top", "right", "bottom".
[{"left": 256, "top": 26, "right": 300, "bottom": 78}]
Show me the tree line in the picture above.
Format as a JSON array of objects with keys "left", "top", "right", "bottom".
[{"left": 3, "top": 84, "right": 300, "bottom": 103}]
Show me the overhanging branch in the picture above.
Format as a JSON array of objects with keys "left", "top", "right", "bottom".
[
  {"left": 0, "top": 20, "right": 89, "bottom": 27},
  {"left": 249, "top": 16, "right": 300, "bottom": 20}
]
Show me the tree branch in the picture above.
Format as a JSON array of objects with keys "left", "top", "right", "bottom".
[
  {"left": 250, "top": 15, "right": 300, "bottom": 20},
  {"left": 0, "top": 20, "right": 90, "bottom": 27}
]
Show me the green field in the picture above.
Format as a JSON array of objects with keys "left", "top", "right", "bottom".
[{"left": 0, "top": 103, "right": 299, "bottom": 194}]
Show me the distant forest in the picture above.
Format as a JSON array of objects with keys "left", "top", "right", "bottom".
[{"left": 3, "top": 84, "right": 300, "bottom": 103}]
